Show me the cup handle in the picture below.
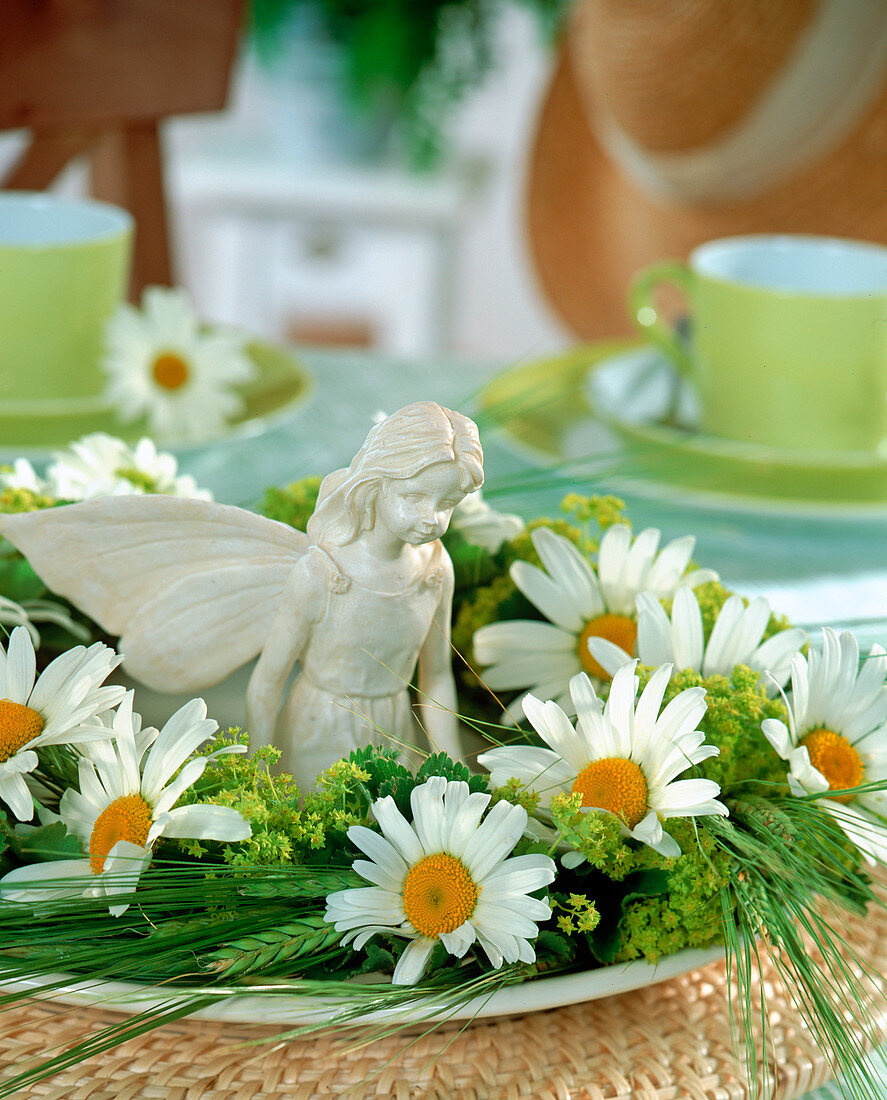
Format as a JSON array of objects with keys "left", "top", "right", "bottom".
[{"left": 629, "top": 261, "right": 695, "bottom": 378}]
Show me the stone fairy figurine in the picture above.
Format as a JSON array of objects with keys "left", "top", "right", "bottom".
[{"left": 0, "top": 402, "right": 483, "bottom": 786}]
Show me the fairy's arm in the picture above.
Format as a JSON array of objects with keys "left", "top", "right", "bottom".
[
  {"left": 246, "top": 552, "right": 327, "bottom": 753},
  {"left": 416, "top": 550, "right": 462, "bottom": 760}
]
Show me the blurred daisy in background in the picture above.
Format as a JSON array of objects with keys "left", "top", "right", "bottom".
[
  {"left": 102, "top": 286, "right": 255, "bottom": 442},
  {"left": 324, "top": 776, "right": 555, "bottom": 984},
  {"left": 0, "top": 459, "right": 47, "bottom": 494},
  {"left": 48, "top": 434, "right": 212, "bottom": 501},
  {"left": 0, "top": 692, "right": 250, "bottom": 915},
  {"left": 479, "top": 663, "right": 727, "bottom": 860},
  {"left": 763, "top": 628, "right": 887, "bottom": 863},
  {"left": 588, "top": 587, "right": 806, "bottom": 693},
  {"left": 473, "top": 524, "right": 718, "bottom": 719},
  {"left": 0, "top": 627, "right": 124, "bottom": 821},
  {"left": 451, "top": 490, "right": 525, "bottom": 553}
]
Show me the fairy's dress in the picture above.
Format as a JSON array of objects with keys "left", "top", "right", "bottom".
[{"left": 279, "top": 542, "right": 447, "bottom": 780}]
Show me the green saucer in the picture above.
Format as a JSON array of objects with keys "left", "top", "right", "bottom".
[
  {"left": 0, "top": 341, "right": 311, "bottom": 452},
  {"left": 480, "top": 341, "right": 887, "bottom": 510}
]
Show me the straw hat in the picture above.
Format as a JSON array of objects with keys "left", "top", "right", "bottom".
[{"left": 526, "top": 0, "right": 887, "bottom": 339}]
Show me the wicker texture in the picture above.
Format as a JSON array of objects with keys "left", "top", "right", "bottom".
[{"left": 3, "top": 892, "right": 887, "bottom": 1099}]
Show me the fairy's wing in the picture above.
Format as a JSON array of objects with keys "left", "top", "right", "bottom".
[{"left": 0, "top": 496, "right": 307, "bottom": 691}]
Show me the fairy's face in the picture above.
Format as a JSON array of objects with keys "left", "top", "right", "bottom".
[{"left": 378, "top": 462, "right": 466, "bottom": 545}]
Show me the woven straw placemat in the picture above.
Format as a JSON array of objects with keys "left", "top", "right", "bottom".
[{"left": 3, "top": 890, "right": 887, "bottom": 1100}]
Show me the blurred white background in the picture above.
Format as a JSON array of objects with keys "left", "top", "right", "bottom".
[{"left": 0, "top": 7, "right": 570, "bottom": 363}]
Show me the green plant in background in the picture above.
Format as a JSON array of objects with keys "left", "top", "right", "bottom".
[{"left": 248, "top": 0, "right": 569, "bottom": 167}]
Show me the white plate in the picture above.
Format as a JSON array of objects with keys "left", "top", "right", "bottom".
[{"left": 1, "top": 944, "right": 725, "bottom": 1026}]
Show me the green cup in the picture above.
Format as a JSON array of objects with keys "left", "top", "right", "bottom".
[
  {"left": 630, "top": 235, "right": 887, "bottom": 453},
  {"left": 0, "top": 193, "right": 133, "bottom": 404}
]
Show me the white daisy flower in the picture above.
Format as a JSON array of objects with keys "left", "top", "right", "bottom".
[
  {"left": 47, "top": 433, "right": 212, "bottom": 502},
  {"left": 102, "top": 286, "right": 255, "bottom": 442},
  {"left": 451, "top": 490, "right": 525, "bottom": 553},
  {"left": 0, "top": 627, "right": 125, "bottom": 821},
  {"left": 587, "top": 588, "right": 807, "bottom": 694},
  {"left": 0, "top": 459, "right": 46, "bottom": 494},
  {"left": 473, "top": 525, "right": 718, "bottom": 719},
  {"left": 762, "top": 628, "right": 887, "bottom": 864},
  {"left": 0, "top": 692, "right": 251, "bottom": 915},
  {"left": 0, "top": 595, "right": 90, "bottom": 649},
  {"left": 479, "top": 663, "right": 727, "bottom": 860},
  {"left": 324, "top": 776, "right": 556, "bottom": 985}
]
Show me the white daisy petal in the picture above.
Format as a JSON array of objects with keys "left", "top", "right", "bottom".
[
  {"left": 326, "top": 778, "right": 555, "bottom": 982},
  {"left": 510, "top": 560, "right": 586, "bottom": 633},
  {"left": 0, "top": 858, "right": 92, "bottom": 905},
  {"left": 444, "top": 790, "right": 492, "bottom": 858},
  {"left": 475, "top": 522, "right": 714, "bottom": 711},
  {"left": 439, "top": 924, "right": 475, "bottom": 956},
  {"left": 585, "top": 636, "right": 633, "bottom": 679},
  {"left": 631, "top": 812, "right": 681, "bottom": 858},
  {"left": 522, "top": 694, "right": 588, "bottom": 771},
  {"left": 351, "top": 859, "right": 403, "bottom": 891},
  {"left": 529, "top": 528, "right": 603, "bottom": 621},
  {"left": 492, "top": 660, "right": 724, "bottom": 861},
  {"left": 596, "top": 524, "right": 633, "bottom": 610},
  {"left": 478, "top": 745, "right": 574, "bottom": 803},
  {"left": 762, "top": 718, "right": 793, "bottom": 759},
  {"left": 0, "top": 770, "right": 35, "bottom": 821},
  {"left": 410, "top": 777, "right": 448, "bottom": 854},
  {"left": 392, "top": 938, "right": 437, "bottom": 985},
  {"left": 160, "top": 803, "right": 251, "bottom": 842},
  {"left": 765, "top": 629, "right": 887, "bottom": 834},
  {"left": 651, "top": 778, "right": 727, "bottom": 817},
  {"left": 6, "top": 626, "right": 36, "bottom": 705},
  {"left": 644, "top": 535, "right": 694, "bottom": 594},
  {"left": 140, "top": 698, "right": 216, "bottom": 802},
  {"left": 460, "top": 800, "right": 527, "bottom": 881},
  {"left": 479, "top": 649, "right": 580, "bottom": 692},
  {"left": 670, "top": 587, "right": 705, "bottom": 671},
  {"left": 370, "top": 799, "right": 424, "bottom": 866},
  {"left": 473, "top": 620, "right": 576, "bottom": 661}
]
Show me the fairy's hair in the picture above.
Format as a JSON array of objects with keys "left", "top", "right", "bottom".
[{"left": 307, "top": 402, "right": 483, "bottom": 547}]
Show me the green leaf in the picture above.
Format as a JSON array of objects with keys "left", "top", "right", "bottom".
[
  {"left": 415, "top": 753, "right": 489, "bottom": 794},
  {"left": 356, "top": 939, "right": 397, "bottom": 976},
  {"left": 0, "top": 552, "right": 46, "bottom": 603},
  {"left": 12, "top": 822, "right": 82, "bottom": 863},
  {"left": 534, "top": 929, "right": 578, "bottom": 969}
]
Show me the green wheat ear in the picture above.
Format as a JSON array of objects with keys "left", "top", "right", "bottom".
[
  {"left": 200, "top": 915, "right": 343, "bottom": 978},
  {"left": 712, "top": 796, "right": 885, "bottom": 1100}
]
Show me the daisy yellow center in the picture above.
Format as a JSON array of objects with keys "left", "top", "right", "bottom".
[
  {"left": 151, "top": 352, "right": 189, "bottom": 391},
  {"left": 402, "top": 852, "right": 479, "bottom": 938},
  {"left": 578, "top": 614, "right": 637, "bottom": 681},
  {"left": 0, "top": 699, "right": 43, "bottom": 762},
  {"left": 572, "top": 757, "right": 648, "bottom": 829},
  {"left": 801, "top": 728, "right": 864, "bottom": 803},
  {"left": 89, "top": 794, "right": 153, "bottom": 875}
]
